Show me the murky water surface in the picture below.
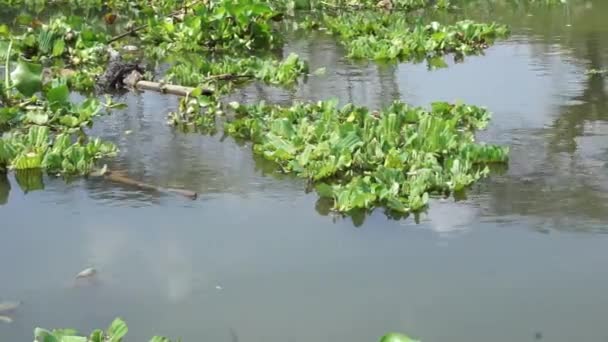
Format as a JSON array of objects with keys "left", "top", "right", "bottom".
[{"left": 2, "top": 2, "right": 608, "bottom": 341}]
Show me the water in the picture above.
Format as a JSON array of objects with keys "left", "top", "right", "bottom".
[{"left": 2, "top": 2, "right": 608, "bottom": 341}]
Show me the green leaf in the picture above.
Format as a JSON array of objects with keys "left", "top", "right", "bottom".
[
  {"left": 52, "top": 39, "right": 66, "bottom": 57},
  {"left": 46, "top": 84, "right": 70, "bottom": 104},
  {"left": 51, "top": 329, "right": 79, "bottom": 338},
  {"left": 10, "top": 60, "right": 43, "bottom": 96},
  {"left": 34, "top": 328, "right": 60, "bottom": 342},
  {"left": 149, "top": 337, "right": 171, "bottom": 342},
  {"left": 59, "top": 115, "right": 80, "bottom": 128},
  {"left": 88, "top": 329, "right": 104, "bottom": 342},
  {"left": 60, "top": 337, "right": 87, "bottom": 342},
  {"left": 107, "top": 318, "right": 128, "bottom": 342},
  {"left": 12, "top": 152, "right": 44, "bottom": 170},
  {"left": 28, "top": 126, "right": 50, "bottom": 148},
  {"left": 0, "top": 25, "right": 8, "bottom": 38},
  {"left": 26, "top": 111, "right": 49, "bottom": 125},
  {"left": 380, "top": 332, "right": 420, "bottom": 342}
]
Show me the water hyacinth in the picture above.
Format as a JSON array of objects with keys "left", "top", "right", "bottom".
[
  {"left": 323, "top": 13, "right": 510, "bottom": 62},
  {"left": 226, "top": 100, "right": 508, "bottom": 213}
]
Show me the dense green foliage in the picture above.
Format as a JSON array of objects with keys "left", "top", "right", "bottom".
[
  {"left": 322, "top": 14, "right": 509, "bottom": 62},
  {"left": 0, "top": 0, "right": 514, "bottom": 211},
  {"left": 165, "top": 52, "right": 309, "bottom": 90},
  {"left": 226, "top": 100, "right": 508, "bottom": 213}
]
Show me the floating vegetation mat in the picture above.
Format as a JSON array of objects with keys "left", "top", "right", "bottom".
[{"left": 226, "top": 100, "right": 508, "bottom": 213}]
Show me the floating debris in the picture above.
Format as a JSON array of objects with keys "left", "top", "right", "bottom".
[
  {"left": 0, "top": 301, "right": 20, "bottom": 313},
  {"left": 75, "top": 267, "right": 97, "bottom": 279}
]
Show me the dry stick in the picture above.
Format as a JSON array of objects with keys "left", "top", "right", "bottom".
[
  {"left": 104, "top": 170, "right": 198, "bottom": 199},
  {"left": 132, "top": 80, "right": 211, "bottom": 96},
  {"left": 127, "top": 76, "right": 251, "bottom": 97},
  {"left": 204, "top": 73, "right": 254, "bottom": 81},
  {"left": 108, "top": 0, "right": 204, "bottom": 43}
]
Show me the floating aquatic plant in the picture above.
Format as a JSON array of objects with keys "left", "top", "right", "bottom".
[
  {"left": 322, "top": 13, "right": 510, "bottom": 62},
  {"left": 1, "top": 125, "right": 117, "bottom": 174},
  {"left": 226, "top": 100, "right": 508, "bottom": 213},
  {"left": 33, "top": 317, "right": 174, "bottom": 342},
  {"left": 165, "top": 52, "right": 309, "bottom": 91}
]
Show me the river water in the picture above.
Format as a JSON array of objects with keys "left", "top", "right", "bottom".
[{"left": 2, "top": 1, "right": 608, "bottom": 341}]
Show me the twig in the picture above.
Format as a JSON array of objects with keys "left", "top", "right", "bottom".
[{"left": 204, "top": 73, "right": 254, "bottom": 81}]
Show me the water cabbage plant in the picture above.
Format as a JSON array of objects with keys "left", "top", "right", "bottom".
[
  {"left": 33, "top": 317, "right": 418, "bottom": 342},
  {"left": 226, "top": 100, "right": 508, "bottom": 213},
  {"left": 322, "top": 13, "right": 509, "bottom": 62},
  {"left": 33, "top": 317, "right": 174, "bottom": 342}
]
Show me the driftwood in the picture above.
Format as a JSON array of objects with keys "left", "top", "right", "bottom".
[{"left": 103, "top": 170, "right": 198, "bottom": 200}]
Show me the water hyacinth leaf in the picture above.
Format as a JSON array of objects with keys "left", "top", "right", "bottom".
[
  {"left": 51, "top": 329, "right": 85, "bottom": 342},
  {"left": 0, "top": 41, "right": 10, "bottom": 60},
  {"left": 52, "top": 39, "right": 65, "bottom": 57},
  {"left": 107, "top": 317, "right": 128, "bottom": 341},
  {"left": 26, "top": 111, "right": 49, "bottom": 125},
  {"left": 59, "top": 337, "right": 87, "bottom": 342},
  {"left": 27, "top": 126, "right": 50, "bottom": 148},
  {"left": 149, "top": 337, "right": 172, "bottom": 342},
  {"left": 0, "top": 24, "right": 8, "bottom": 37},
  {"left": 10, "top": 60, "right": 42, "bottom": 96},
  {"left": 12, "top": 151, "right": 44, "bottom": 170},
  {"left": 46, "top": 84, "right": 70, "bottom": 104},
  {"left": 380, "top": 332, "right": 421, "bottom": 342},
  {"left": 59, "top": 116, "right": 80, "bottom": 128},
  {"left": 89, "top": 329, "right": 103, "bottom": 342},
  {"left": 34, "top": 328, "right": 60, "bottom": 342}
]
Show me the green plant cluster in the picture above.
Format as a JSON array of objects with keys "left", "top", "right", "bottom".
[
  {"left": 313, "top": 0, "right": 451, "bottom": 11},
  {"left": 167, "top": 92, "right": 221, "bottom": 132},
  {"left": 166, "top": 52, "right": 308, "bottom": 90},
  {"left": 140, "top": 0, "right": 282, "bottom": 55},
  {"left": 226, "top": 100, "right": 508, "bottom": 213},
  {"left": 33, "top": 317, "right": 422, "bottom": 342},
  {"left": 34, "top": 317, "right": 174, "bottom": 342},
  {"left": 0, "top": 46, "right": 119, "bottom": 175},
  {"left": 0, "top": 15, "right": 110, "bottom": 91},
  {"left": 323, "top": 13, "right": 509, "bottom": 61},
  {"left": 0, "top": 125, "right": 117, "bottom": 174}
]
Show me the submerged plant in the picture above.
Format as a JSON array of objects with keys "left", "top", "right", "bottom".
[{"left": 226, "top": 100, "right": 508, "bottom": 213}]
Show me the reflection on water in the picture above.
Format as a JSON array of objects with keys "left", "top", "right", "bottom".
[{"left": 2, "top": 2, "right": 608, "bottom": 342}]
